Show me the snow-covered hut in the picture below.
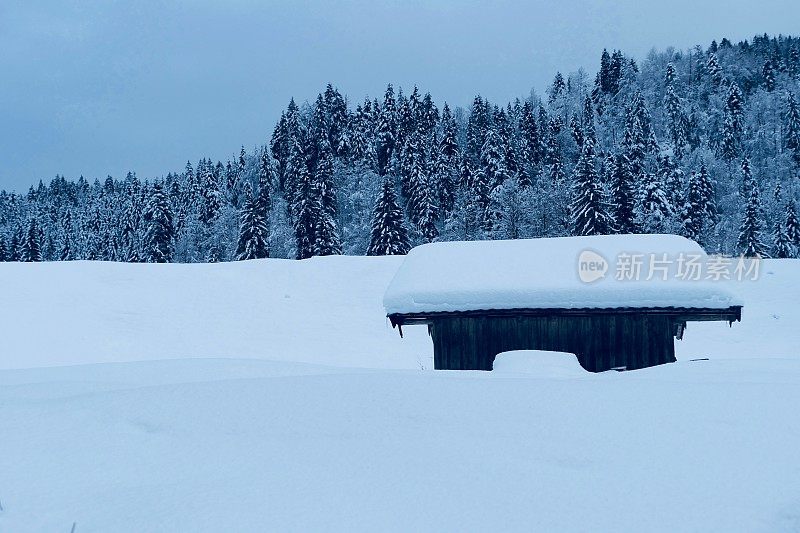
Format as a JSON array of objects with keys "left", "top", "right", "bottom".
[{"left": 384, "top": 235, "right": 743, "bottom": 372}]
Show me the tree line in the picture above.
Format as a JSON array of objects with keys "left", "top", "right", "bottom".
[{"left": 2, "top": 33, "right": 800, "bottom": 263}]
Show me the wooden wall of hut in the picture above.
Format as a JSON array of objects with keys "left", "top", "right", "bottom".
[{"left": 428, "top": 314, "right": 677, "bottom": 372}]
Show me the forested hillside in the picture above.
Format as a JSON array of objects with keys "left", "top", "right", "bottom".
[{"left": 2, "top": 33, "right": 800, "bottom": 262}]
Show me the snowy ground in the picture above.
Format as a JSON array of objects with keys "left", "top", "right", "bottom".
[{"left": 1, "top": 258, "right": 799, "bottom": 532}]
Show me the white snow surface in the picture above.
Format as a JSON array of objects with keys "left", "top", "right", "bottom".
[
  {"left": 492, "top": 350, "right": 587, "bottom": 377},
  {"left": 384, "top": 234, "right": 741, "bottom": 314},
  {"left": 1, "top": 256, "right": 800, "bottom": 532}
]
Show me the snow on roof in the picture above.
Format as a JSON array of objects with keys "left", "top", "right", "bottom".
[{"left": 384, "top": 234, "right": 742, "bottom": 315}]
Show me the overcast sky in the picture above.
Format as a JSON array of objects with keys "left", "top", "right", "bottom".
[{"left": 0, "top": 0, "right": 797, "bottom": 191}]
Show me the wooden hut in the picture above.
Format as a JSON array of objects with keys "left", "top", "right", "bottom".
[{"left": 384, "top": 235, "right": 743, "bottom": 372}]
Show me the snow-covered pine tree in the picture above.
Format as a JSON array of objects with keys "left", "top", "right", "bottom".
[
  {"left": 697, "top": 163, "right": 717, "bottom": 222},
  {"left": 59, "top": 209, "right": 74, "bottom": 261},
  {"left": 314, "top": 137, "right": 337, "bottom": 220},
  {"left": 0, "top": 233, "right": 7, "bottom": 262},
  {"left": 518, "top": 101, "right": 540, "bottom": 173},
  {"left": 399, "top": 130, "right": 424, "bottom": 204},
  {"left": 257, "top": 148, "right": 273, "bottom": 213},
  {"left": 682, "top": 171, "right": 706, "bottom": 241},
  {"left": 720, "top": 83, "right": 744, "bottom": 161},
  {"left": 292, "top": 165, "right": 317, "bottom": 260},
  {"left": 235, "top": 183, "right": 270, "bottom": 260},
  {"left": 739, "top": 157, "right": 754, "bottom": 198},
  {"left": 772, "top": 219, "right": 793, "bottom": 258},
  {"left": 571, "top": 139, "right": 613, "bottom": 236},
  {"left": 785, "top": 200, "right": 800, "bottom": 248},
  {"left": 283, "top": 135, "right": 307, "bottom": 219},
  {"left": 467, "top": 95, "right": 491, "bottom": 164},
  {"left": 570, "top": 114, "right": 584, "bottom": 150},
  {"left": 737, "top": 181, "right": 769, "bottom": 257},
  {"left": 349, "top": 102, "right": 378, "bottom": 170},
  {"left": 376, "top": 84, "right": 396, "bottom": 175},
  {"left": 270, "top": 112, "right": 290, "bottom": 187},
  {"left": 763, "top": 59, "right": 776, "bottom": 92},
  {"left": 435, "top": 103, "right": 460, "bottom": 215},
  {"left": 9, "top": 225, "right": 21, "bottom": 261},
  {"left": 545, "top": 117, "right": 565, "bottom": 183},
  {"left": 142, "top": 183, "right": 174, "bottom": 263},
  {"left": 786, "top": 92, "right": 800, "bottom": 164},
  {"left": 408, "top": 170, "right": 436, "bottom": 243},
  {"left": 582, "top": 96, "right": 597, "bottom": 148},
  {"left": 609, "top": 153, "right": 637, "bottom": 234},
  {"left": 312, "top": 192, "right": 342, "bottom": 257},
  {"left": 664, "top": 66, "right": 687, "bottom": 159},
  {"left": 660, "top": 155, "right": 685, "bottom": 214},
  {"left": 21, "top": 218, "right": 42, "bottom": 262},
  {"left": 478, "top": 128, "right": 510, "bottom": 192},
  {"left": 637, "top": 170, "right": 673, "bottom": 233},
  {"left": 707, "top": 52, "right": 723, "bottom": 85},
  {"left": 367, "top": 179, "right": 410, "bottom": 256}
]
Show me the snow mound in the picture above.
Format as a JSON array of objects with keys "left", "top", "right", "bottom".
[
  {"left": 384, "top": 234, "right": 742, "bottom": 315},
  {"left": 492, "top": 350, "right": 587, "bottom": 377}
]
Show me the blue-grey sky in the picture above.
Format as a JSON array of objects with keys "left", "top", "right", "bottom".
[{"left": 1, "top": 0, "right": 797, "bottom": 191}]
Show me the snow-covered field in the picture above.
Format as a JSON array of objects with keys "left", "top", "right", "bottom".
[{"left": 1, "top": 257, "right": 800, "bottom": 531}]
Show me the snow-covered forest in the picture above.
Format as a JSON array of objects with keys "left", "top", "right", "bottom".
[{"left": 2, "top": 34, "right": 800, "bottom": 263}]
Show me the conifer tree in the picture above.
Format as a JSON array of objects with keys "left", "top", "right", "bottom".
[
  {"left": 609, "top": 153, "right": 637, "bottom": 233},
  {"left": 664, "top": 75, "right": 687, "bottom": 159},
  {"left": 570, "top": 114, "right": 584, "bottom": 150},
  {"left": 697, "top": 163, "right": 717, "bottom": 221},
  {"left": 707, "top": 52, "right": 723, "bottom": 85},
  {"left": 763, "top": 59, "right": 776, "bottom": 91},
  {"left": 367, "top": 180, "right": 410, "bottom": 256},
  {"left": 518, "top": 101, "right": 541, "bottom": 172},
  {"left": 582, "top": 96, "right": 597, "bottom": 148},
  {"left": 737, "top": 181, "right": 769, "bottom": 257},
  {"left": 436, "top": 103, "right": 460, "bottom": 214},
  {"left": 0, "top": 233, "right": 7, "bottom": 262},
  {"left": 59, "top": 210, "right": 74, "bottom": 261},
  {"left": 376, "top": 84, "right": 396, "bottom": 175},
  {"left": 313, "top": 198, "right": 342, "bottom": 257},
  {"left": 21, "top": 218, "right": 42, "bottom": 262},
  {"left": 315, "top": 138, "right": 337, "bottom": 220},
  {"left": 478, "top": 129, "right": 510, "bottom": 191},
  {"left": 785, "top": 200, "right": 800, "bottom": 248},
  {"left": 235, "top": 183, "right": 270, "bottom": 260},
  {"left": 637, "top": 171, "right": 673, "bottom": 233},
  {"left": 548, "top": 72, "right": 566, "bottom": 105},
  {"left": 739, "top": 157, "right": 754, "bottom": 198},
  {"left": 292, "top": 166, "right": 319, "bottom": 260},
  {"left": 681, "top": 166, "right": 715, "bottom": 242},
  {"left": 8, "top": 226, "right": 21, "bottom": 261},
  {"left": 571, "top": 141, "right": 612, "bottom": 236},
  {"left": 786, "top": 92, "right": 800, "bottom": 163},
  {"left": 721, "top": 83, "right": 744, "bottom": 160},
  {"left": 545, "top": 117, "right": 565, "bottom": 183},
  {"left": 773, "top": 220, "right": 793, "bottom": 258},
  {"left": 660, "top": 155, "right": 685, "bottom": 213},
  {"left": 292, "top": 158, "right": 341, "bottom": 258},
  {"left": 142, "top": 183, "right": 174, "bottom": 263},
  {"left": 414, "top": 174, "right": 440, "bottom": 243}
]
